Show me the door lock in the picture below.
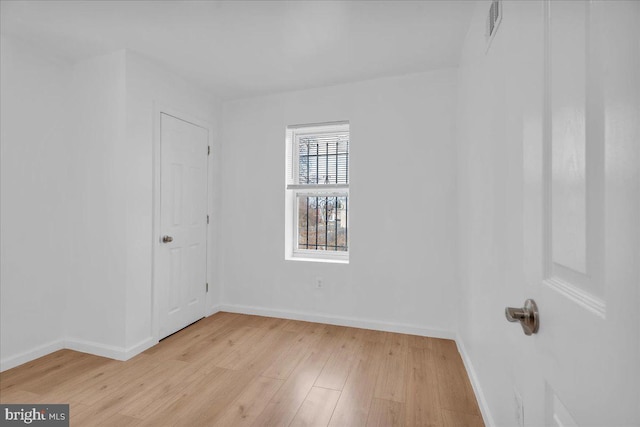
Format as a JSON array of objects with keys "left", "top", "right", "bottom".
[
  {"left": 505, "top": 299, "right": 539, "bottom": 335},
  {"left": 162, "top": 235, "right": 173, "bottom": 243}
]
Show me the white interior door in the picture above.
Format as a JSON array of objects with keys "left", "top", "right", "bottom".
[
  {"left": 158, "top": 113, "right": 208, "bottom": 339},
  {"left": 521, "top": 1, "right": 640, "bottom": 425}
]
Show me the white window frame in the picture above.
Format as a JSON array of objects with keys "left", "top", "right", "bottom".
[{"left": 285, "top": 121, "right": 349, "bottom": 263}]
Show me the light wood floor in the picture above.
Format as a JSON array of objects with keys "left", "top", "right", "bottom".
[{"left": 0, "top": 312, "right": 483, "bottom": 426}]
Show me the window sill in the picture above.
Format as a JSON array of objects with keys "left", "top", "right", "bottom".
[{"left": 285, "top": 255, "right": 349, "bottom": 264}]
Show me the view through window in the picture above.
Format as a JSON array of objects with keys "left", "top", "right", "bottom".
[{"left": 286, "top": 122, "right": 349, "bottom": 261}]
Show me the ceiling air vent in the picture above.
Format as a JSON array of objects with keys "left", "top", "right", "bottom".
[{"left": 485, "top": 0, "right": 502, "bottom": 52}]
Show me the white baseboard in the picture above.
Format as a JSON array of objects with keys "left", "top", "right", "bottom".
[
  {"left": 1, "top": 305, "right": 456, "bottom": 377},
  {"left": 207, "top": 304, "right": 222, "bottom": 317},
  {"left": 220, "top": 303, "right": 456, "bottom": 340},
  {"left": 456, "top": 334, "right": 495, "bottom": 427},
  {"left": 64, "top": 338, "right": 128, "bottom": 361},
  {"left": 64, "top": 336, "right": 156, "bottom": 362},
  {"left": 1, "top": 335, "right": 157, "bottom": 372},
  {"left": 0, "top": 339, "right": 65, "bottom": 372},
  {"left": 123, "top": 337, "right": 156, "bottom": 359}
]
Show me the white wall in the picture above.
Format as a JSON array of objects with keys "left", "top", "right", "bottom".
[
  {"left": 66, "top": 50, "right": 128, "bottom": 352},
  {"left": 124, "top": 52, "right": 221, "bottom": 350},
  {"left": 67, "top": 50, "right": 221, "bottom": 358},
  {"left": 0, "top": 36, "right": 73, "bottom": 367},
  {"left": 220, "top": 69, "right": 459, "bottom": 336},
  {"left": 1, "top": 43, "right": 221, "bottom": 368},
  {"left": 456, "top": 2, "right": 544, "bottom": 425}
]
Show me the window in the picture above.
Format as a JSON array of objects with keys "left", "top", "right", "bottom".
[{"left": 285, "top": 122, "right": 349, "bottom": 262}]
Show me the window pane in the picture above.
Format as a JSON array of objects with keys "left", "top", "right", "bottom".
[
  {"left": 297, "top": 195, "right": 348, "bottom": 252},
  {"left": 298, "top": 133, "right": 349, "bottom": 185}
]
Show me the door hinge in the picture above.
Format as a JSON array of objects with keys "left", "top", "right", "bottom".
[
  {"left": 206, "top": 282, "right": 209, "bottom": 293},
  {"left": 207, "top": 214, "right": 210, "bottom": 224},
  {"left": 208, "top": 146, "right": 211, "bottom": 155}
]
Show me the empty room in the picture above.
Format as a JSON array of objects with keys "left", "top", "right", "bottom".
[{"left": 1, "top": 0, "right": 638, "bottom": 426}]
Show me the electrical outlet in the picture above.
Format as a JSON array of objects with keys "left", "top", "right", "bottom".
[
  {"left": 314, "top": 277, "right": 323, "bottom": 289},
  {"left": 514, "top": 388, "right": 524, "bottom": 427}
]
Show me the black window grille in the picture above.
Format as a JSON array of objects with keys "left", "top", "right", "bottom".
[
  {"left": 295, "top": 131, "right": 349, "bottom": 253},
  {"left": 297, "top": 195, "right": 348, "bottom": 251},
  {"left": 298, "top": 134, "right": 349, "bottom": 185}
]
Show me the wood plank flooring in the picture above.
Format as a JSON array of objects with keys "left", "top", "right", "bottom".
[{"left": 0, "top": 312, "right": 483, "bottom": 426}]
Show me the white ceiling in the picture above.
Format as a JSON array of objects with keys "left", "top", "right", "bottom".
[{"left": 0, "top": 0, "right": 475, "bottom": 99}]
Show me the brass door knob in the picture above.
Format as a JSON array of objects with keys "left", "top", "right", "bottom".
[{"left": 162, "top": 235, "right": 173, "bottom": 243}]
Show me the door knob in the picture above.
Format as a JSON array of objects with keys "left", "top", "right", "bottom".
[
  {"left": 162, "top": 235, "right": 173, "bottom": 243},
  {"left": 505, "top": 299, "right": 539, "bottom": 335}
]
